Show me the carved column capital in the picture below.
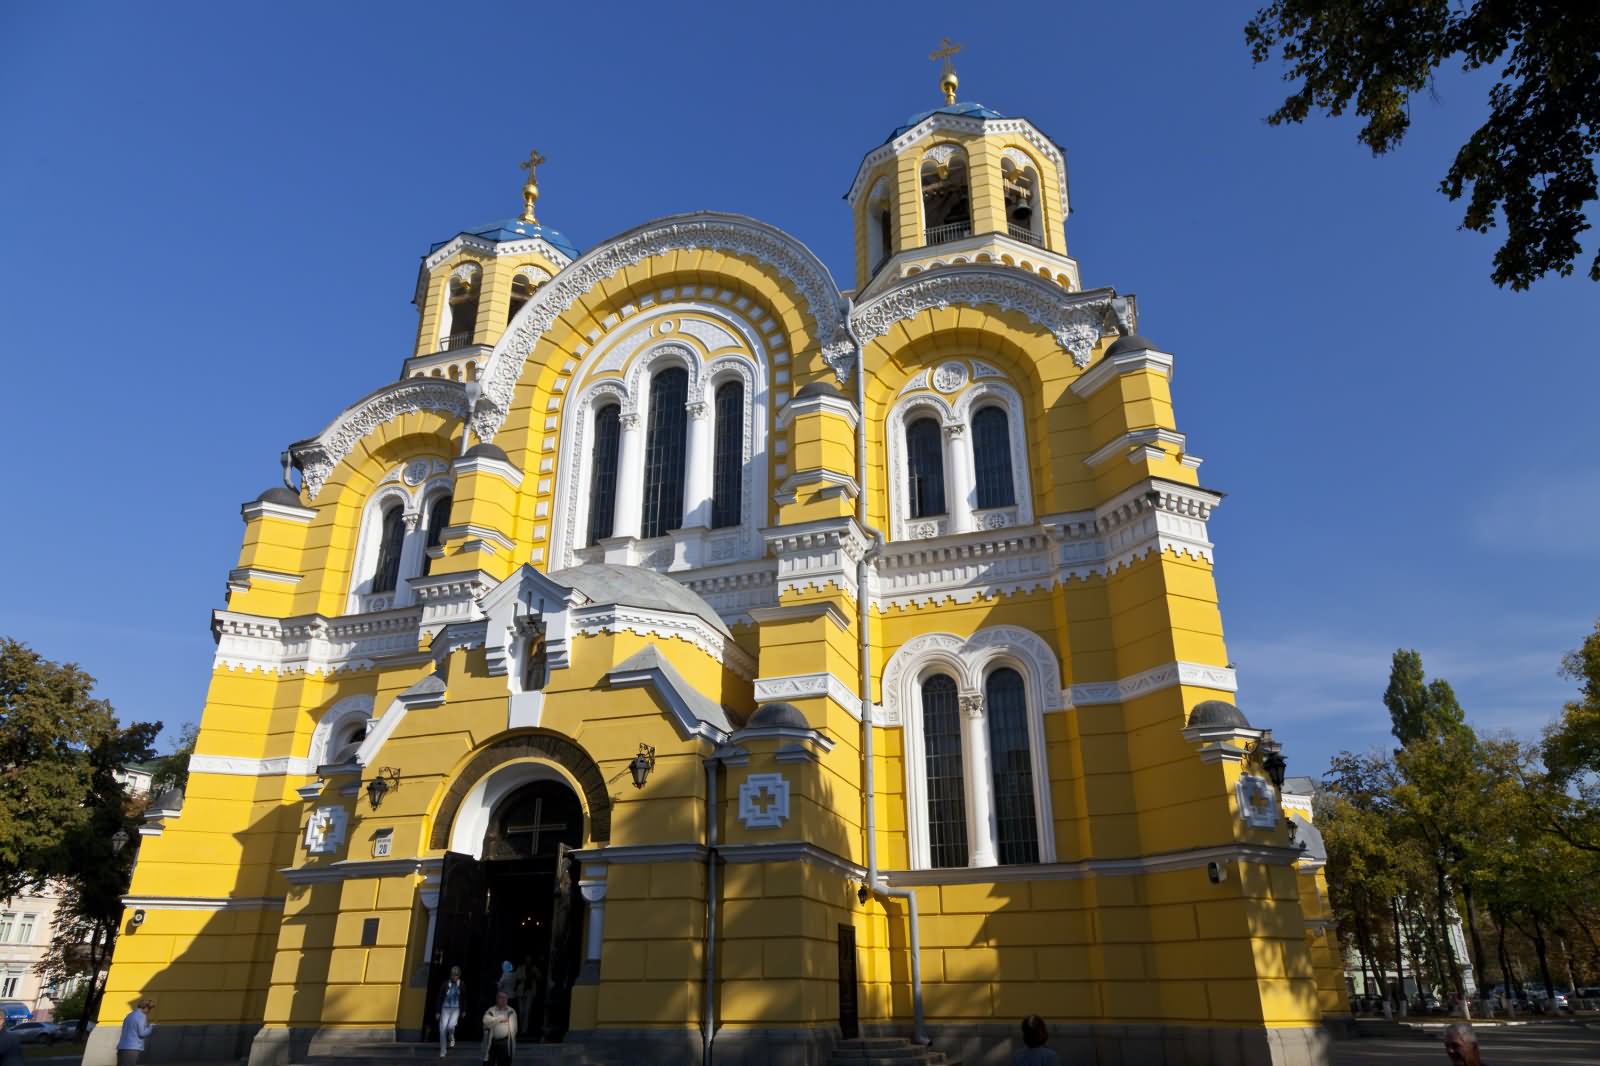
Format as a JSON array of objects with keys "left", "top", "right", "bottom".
[
  {"left": 686, "top": 401, "right": 709, "bottom": 421},
  {"left": 960, "top": 693, "right": 985, "bottom": 719}
]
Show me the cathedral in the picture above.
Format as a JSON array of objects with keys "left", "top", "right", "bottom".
[{"left": 88, "top": 57, "right": 1347, "bottom": 1066}]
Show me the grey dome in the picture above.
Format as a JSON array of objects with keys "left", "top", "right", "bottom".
[
  {"left": 1105, "top": 334, "right": 1160, "bottom": 357},
  {"left": 747, "top": 702, "right": 809, "bottom": 729},
  {"left": 795, "top": 381, "right": 845, "bottom": 399},
  {"left": 1188, "top": 700, "right": 1250, "bottom": 729},
  {"left": 1290, "top": 813, "right": 1327, "bottom": 862},
  {"left": 463, "top": 442, "right": 510, "bottom": 463},
  {"left": 256, "top": 487, "right": 304, "bottom": 506},
  {"left": 549, "top": 563, "right": 730, "bottom": 636}
]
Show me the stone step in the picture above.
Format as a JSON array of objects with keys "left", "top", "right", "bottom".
[
  {"left": 829, "top": 1037, "right": 960, "bottom": 1066},
  {"left": 291, "top": 1041, "right": 593, "bottom": 1065}
]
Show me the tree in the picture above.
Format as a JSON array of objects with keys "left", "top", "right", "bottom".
[
  {"left": 148, "top": 721, "right": 198, "bottom": 797},
  {"left": 1245, "top": 1, "right": 1600, "bottom": 289},
  {"left": 0, "top": 638, "right": 121, "bottom": 897},
  {"left": 1383, "top": 649, "right": 1465, "bottom": 747},
  {"left": 1540, "top": 619, "right": 1600, "bottom": 853}
]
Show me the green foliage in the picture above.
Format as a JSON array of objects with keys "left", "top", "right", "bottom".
[
  {"left": 1383, "top": 649, "right": 1465, "bottom": 747},
  {"left": 148, "top": 721, "right": 198, "bottom": 797},
  {"left": 1245, "top": 0, "right": 1600, "bottom": 289},
  {"left": 48, "top": 981, "right": 90, "bottom": 1023}
]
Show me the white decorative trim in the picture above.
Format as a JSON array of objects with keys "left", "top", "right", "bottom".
[
  {"left": 738, "top": 773, "right": 791, "bottom": 829},
  {"left": 764, "top": 518, "right": 869, "bottom": 604},
  {"left": 424, "top": 232, "right": 573, "bottom": 273},
  {"left": 212, "top": 607, "right": 425, "bottom": 676},
  {"left": 308, "top": 694, "right": 376, "bottom": 769},
  {"left": 280, "top": 855, "right": 443, "bottom": 885},
  {"left": 240, "top": 499, "right": 316, "bottom": 523},
  {"left": 189, "top": 753, "right": 316, "bottom": 778},
  {"left": 571, "top": 843, "right": 709, "bottom": 865},
  {"left": 714, "top": 841, "right": 866, "bottom": 880},
  {"left": 452, "top": 453, "right": 524, "bottom": 487},
  {"left": 289, "top": 381, "right": 468, "bottom": 500},
  {"left": 1070, "top": 345, "right": 1174, "bottom": 399},
  {"left": 774, "top": 468, "right": 859, "bottom": 506},
  {"left": 478, "top": 213, "right": 847, "bottom": 441},
  {"left": 606, "top": 656, "right": 732, "bottom": 743},
  {"left": 753, "top": 673, "right": 863, "bottom": 721},
  {"left": 776, "top": 390, "right": 859, "bottom": 430},
  {"left": 304, "top": 805, "right": 349, "bottom": 855},
  {"left": 573, "top": 603, "right": 756, "bottom": 679},
  {"left": 1070, "top": 661, "right": 1238, "bottom": 707},
  {"left": 226, "top": 567, "right": 303, "bottom": 596},
  {"left": 878, "top": 841, "right": 1303, "bottom": 886},
  {"left": 852, "top": 272, "right": 1121, "bottom": 367},
  {"left": 1083, "top": 427, "right": 1186, "bottom": 468},
  {"left": 120, "top": 895, "right": 286, "bottom": 912}
]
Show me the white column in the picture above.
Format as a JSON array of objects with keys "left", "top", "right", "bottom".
[
  {"left": 961, "top": 691, "right": 997, "bottom": 866},
  {"left": 612, "top": 409, "right": 645, "bottom": 540},
  {"left": 578, "top": 879, "right": 608, "bottom": 979},
  {"left": 393, "top": 511, "right": 425, "bottom": 606},
  {"left": 944, "top": 423, "right": 975, "bottom": 533},
  {"left": 682, "top": 398, "right": 713, "bottom": 528},
  {"left": 419, "top": 878, "right": 442, "bottom": 967}
]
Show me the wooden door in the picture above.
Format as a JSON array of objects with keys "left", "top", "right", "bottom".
[{"left": 424, "top": 851, "right": 487, "bottom": 1040}]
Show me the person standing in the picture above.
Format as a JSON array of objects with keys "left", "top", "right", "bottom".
[
  {"left": 1013, "top": 1014, "right": 1060, "bottom": 1066},
  {"left": 495, "top": 960, "right": 517, "bottom": 1000},
  {"left": 116, "top": 999, "right": 156, "bottom": 1066},
  {"left": 517, "top": 955, "right": 540, "bottom": 1037},
  {"left": 438, "top": 966, "right": 463, "bottom": 1058},
  {"left": 1443, "top": 1023, "right": 1485, "bottom": 1066},
  {"left": 481, "top": 991, "right": 517, "bottom": 1065},
  {"left": 0, "top": 1014, "right": 26, "bottom": 1066}
]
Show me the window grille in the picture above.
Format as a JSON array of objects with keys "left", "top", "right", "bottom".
[
  {"left": 421, "top": 494, "right": 452, "bottom": 577},
  {"left": 906, "top": 417, "right": 946, "bottom": 518},
  {"left": 986, "top": 668, "right": 1039, "bottom": 864},
  {"left": 972, "top": 406, "right": 1017, "bottom": 509},
  {"left": 921, "top": 674, "right": 968, "bottom": 868},
  {"left": 711, "top": 381, "right": 743, "bottom": 528},
  {"left": 641, "top": 368, "right": 689, "bottom": 539},
  {"left": 370, "top": 506, "right": 406, "bottom": 594},
  {"left": 587, "top": 405, "right": 621, "bottom": 544}
]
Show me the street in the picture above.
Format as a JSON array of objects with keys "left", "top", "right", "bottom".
[{"left": 1334, "top": 1020, "right": 1600, "bottom": 1066}]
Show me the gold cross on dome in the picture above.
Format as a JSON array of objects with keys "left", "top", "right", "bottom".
[
  {"left": 929, "top": 37, "right": 963, "bottom": 104},
  {"left": 519, "top": 148, "right": 546, "bottom": 223},
  {"left": 929, "top": 36, "right": 963, "bottom": 72},
  {"left": 519, "top": 148, "right": 546, "bottom": 174}
]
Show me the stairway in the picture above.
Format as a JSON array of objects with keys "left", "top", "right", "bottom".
[
  {"left": 830, "top": 1036, "right": 962, "bottom": 1066},
  {"left": 289, "top": 1040, "right": 597, "bottom": 1065}
]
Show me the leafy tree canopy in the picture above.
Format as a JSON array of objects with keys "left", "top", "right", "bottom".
[
  {"left": 1246, "top": 0, "right": 1600, "bottom": 289},
  {"left": 1383, "top": 648, "right": 1465, "bottom": 747}
]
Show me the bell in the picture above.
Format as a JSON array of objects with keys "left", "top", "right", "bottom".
[{"left": 1010, "top": 199, "right": 1033, "bottom": 224}]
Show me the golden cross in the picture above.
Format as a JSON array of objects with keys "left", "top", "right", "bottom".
[
  {"left": 519, "top": 148, "right": 545, "bottom": 223},
  {"left": 520, "top": 148, "right": 546, "bottom": 174},
  {"left": 929, "top": 36, "right": 963, "bottom": 74}
]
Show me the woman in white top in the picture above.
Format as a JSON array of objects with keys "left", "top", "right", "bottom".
[{"left": 116, "top": 999, "right": 156, "bottom": 1066}]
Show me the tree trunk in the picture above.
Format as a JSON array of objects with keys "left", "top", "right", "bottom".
[
  {"left": 1462, "top": 881, "right": 1490, "bottom": 996},
  {"left": 81, "top": 921, "right": 111, "bottom": 1040},
  {"left": 1531, "top": 912, "right": 1555, "bottom": 1002},
  {"left": 1353, "top": 906, "right": 1382, "bottom": 1004},
  {"left": 1435, "top": 863, "right": 1465, "bottom": 997},
  {"left": 1495, "top": 911, "right": 1513, "bottom": 1001},
  {"left": 1392, "top": 896, "right": 1408, "bottom": 1006}
]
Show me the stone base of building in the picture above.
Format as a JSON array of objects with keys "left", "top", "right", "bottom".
[
  {"left": 874, "top": 1022, "right": 1331, "bottom": 1066},
  {"left": 243, "top": 1025, "right": 399, "bottom": 1066},
  {"left": 567, "top": 1026, "right": 705, "bottom": 1065},
  {"left": 83, "top": 1021, "right": 259, "bottom": 1066}
]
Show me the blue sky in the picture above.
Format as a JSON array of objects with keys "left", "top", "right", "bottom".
[{"left": 1, "top": 2, "right": 1594, "bottom": 780}]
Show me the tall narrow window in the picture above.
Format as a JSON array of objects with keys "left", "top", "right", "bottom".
[
  {"left": 906, "top": 416, "right": 946, "bottom": 518},
  {"left": 921, "top": 151, "right": 971, "bottom": 244},
  {"left": 972, "top": 406, "right": 1016, "bottom": 509},
  {"left": 370, "top": 505, "right": 406, "bottom": 594},
  {"left": 587, "top": 405, "right": 621, "bottom": 545},
  {"left": 641, "top": 367, "right": 689, "bottom": 539},
  {"left": 421, "top": 494, "right": 452, "bottom": 576},
  {"left": 922, "top": 674, "right": 968, "bottom": 868},
  {"left": 507, "top": 274, "right": 535, "bottom": 323},
  {"left": 878, "top": 210, "right": 893, "bottom": 261},
  {"left": 711, "top": 380, "right": 743, "bottom": 528},
  {"left": 444, "top": 268, "right": 480, "bottom": 349},
  {"left": 986, "top": 668, "right": 1039, "bottom": 864}
]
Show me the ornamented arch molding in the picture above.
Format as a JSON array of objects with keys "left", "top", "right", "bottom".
[
  {"left": 880, "top": 625, "right": 1064, "bottom": 723},
  {"left": 850, "top": 270, "right": 1133, "bottom": 369},
  {"left": 476, "top": 212, "right": 849, "bottom": 442},
  {"left": 429, "top": 731, "right": 612, "bottom": 850},
  {"left": 289, "top": 379, "right": 468, "bottom": 500}
]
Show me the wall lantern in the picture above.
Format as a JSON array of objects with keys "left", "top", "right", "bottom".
[
  {"left": 130, "top": 909, "right": 146, "bottom": 927},
  {"left": 110, "top": 828, "right": 130, "bottom": 854},
  {"left": 367, "top": 766, "right": 401, "bottom": 809},
  {"left": 628, "top": 744, "right": 656, "bottom": 790},
  {"left": 1261, "top": 742, "right": 1287, "bottom": 791}
]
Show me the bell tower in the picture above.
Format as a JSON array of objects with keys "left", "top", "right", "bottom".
[{"left": 846, "top": 44, "right": 1078, "bottom": 296}]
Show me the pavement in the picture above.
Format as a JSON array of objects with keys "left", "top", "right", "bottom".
[{"left": 1334, "top": 1018, "right": 1600, "bottom": 1066}]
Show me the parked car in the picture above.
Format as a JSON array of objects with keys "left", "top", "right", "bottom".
[
  {"left": 53, "top": 1018, "right": 94, "bottom": 1039},
  {"left": 0, "top": 1001, "right": 31, "bottom": 1026},
  {"left": 9, "top": 1020, "right": 63, "bottom": 1044}
]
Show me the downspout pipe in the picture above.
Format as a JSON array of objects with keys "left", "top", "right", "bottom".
[
  {"left": 703, "top": 755, "right": 721, "bottom": 1066},
  {"left": 844, "top": 307, "right": 927, "bottom": 1045}
]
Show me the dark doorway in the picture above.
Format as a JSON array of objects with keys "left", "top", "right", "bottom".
[
  {"left": 424, "top": 779, "right": 585, "bottom": 1043},
  {"left": 837, "top": 923, "right": 859, "bottom": 1039}
]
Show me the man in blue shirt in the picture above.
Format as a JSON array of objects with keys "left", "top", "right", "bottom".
[{"left": 116, "top": 999, "right": 155, "bottom": 1065}]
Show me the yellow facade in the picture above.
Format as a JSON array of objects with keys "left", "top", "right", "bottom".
[{"left": 89, "top": 80, "right": 1336, "bottom": 1066}]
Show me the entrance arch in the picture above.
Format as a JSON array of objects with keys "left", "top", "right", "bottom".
[{"left": 430, "top": 731, "right": 611, "bottom": 851}]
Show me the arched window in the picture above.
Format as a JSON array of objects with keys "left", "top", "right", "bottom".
[
  {"left": 328, "top": 719, "right": 367, "bottom": 766},
  {"left": 711, "top": 380, "right": 743, "bottom": 528},
  {"left": 507, "top": 274, "right": 536, "bottom": 323},
  {"left": 972, "top": 406, "right": 1016, "bottom": 509},
  {"left": 421, "top": 494, "right": 452, "bottom": 576},
  {"left": 985, "top": 668, "right": 1039, "bottom": 864},
  {"left": 906, "top": 416, "right": 946, "bottom": 518},
  {"left": 921, "top": 674, "right": 968, "bottom": 869},
  {"left": 587, "top": 405, "right": 621, "bottom": 545},
  {"left": 641, "top": 368, "right": 689, "bottom": 539},
  {"left": 1003, "top": 157, "right": 1043, "bottom": 247},
  {"left": 921, "top": 148, "right": 971, "bottom": 245},
  {"left": 443, "top": 266, "right": 480, "bottom": 350},
  {"left": 370, "top": 504, "right": 407, "bottom": 594},
  {"left": 866, "top": 180, "right": 893, "bottom": 273}
]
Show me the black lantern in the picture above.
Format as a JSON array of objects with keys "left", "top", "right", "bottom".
[
  {"left": 628, "top": 744, "right": 656, "bottom": 789},
  {"left": 1262, "top": 745, "right": 1287, "bottom": 790},
  {"left": 367, "top": 766, "right": 401, "bottom": 809},
  {"left": 110, "top": 828, "right": 130, "bottom": 854}
]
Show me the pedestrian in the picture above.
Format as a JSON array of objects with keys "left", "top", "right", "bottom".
[
  {"left": 0, "top": 1014, "right": 25, "bottom": 1066},
  {"left": 517, "top": 955, "right": 539, "bottom": 1037},
  {"left": 496, "top": 960, "right": 517, "bottom": 999},
  {"left": 1013, "top": 1014, "right": 1059, "bottom": 1066},
  {"left": 1443, "top": 1023, "right": 1484, "bottom": 1066},
  {"left": 438, "top": 965, "right": 463, "bottom": 1058},
  {"left": 481, "top": 991, "right": 517, "bottom": 1065},
  {"left": 116, "top": 999, "right": 157, "bottom": 1066}
]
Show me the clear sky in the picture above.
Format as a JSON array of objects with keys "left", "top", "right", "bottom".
[{"left": 1, "top": 2, "right": 1594, "bottom": 781}]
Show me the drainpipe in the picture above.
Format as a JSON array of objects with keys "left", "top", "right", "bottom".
[
  {"left": 844, "top": 308, "right": 927, "bottom": 1045},
  {"left": 702, "top": 754, "right": 721, "bottom": 1066}
]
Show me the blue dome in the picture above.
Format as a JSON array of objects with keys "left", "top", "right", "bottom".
[
  {"left": 890, "top": 100, "right": 1007, "bottom": 140},
  {"left": 432, "top": 218, "right": 580, "bottom": 261}
]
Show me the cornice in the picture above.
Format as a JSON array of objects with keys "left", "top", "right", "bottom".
[
  {"left": 288, "top": 379, "right": 469, "bottom": 500},
  {"left": 477, "top": 213, "right": 848, "bottom": 442},
  {"left": 280, "top": 855, "right": 443, "bottom": 885},
  {"left": 451, "top": 453, "right": 524, "bottom": 487},
  {"left": 121, "top": 894, "right": 285, "bottom": 912},
  {"left": 240, "top": 499, "right": 317, "bottom": 524},
  {"left": 423, "top": 233, "right": 572, "bottom": 273},
  {"left": 775, "top": 391, "right": 860, "bottom": 430},
  {"left": 753, "top": 672, "right": 863, "bottom": 722},
  {"left": 850, "top": 272, "right": 1129, "bottom": 368},
  {"left": 211, "top": 606, "right": 423, "bottom": 676},
  {"left": 572, "top": 604, "right": 758, "bottom": 679},
  {"left": 1070, "top": 345, "right": 1174, "bottom": 399},
  {"left": 1084, "top": 427, "right": 1187, "bottom": 469},
  {"left": 879, "top": 842, "right": 1302, "bottom": 886},
  {"left": 189, "top": 753, "right": 315, "bottom": 778},
  {"left": 845, "top": 112, "right": 1070, "bottom": 216}
]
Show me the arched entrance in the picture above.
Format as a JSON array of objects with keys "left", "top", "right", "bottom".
[{"left": 426, "top": 777, "right": 587, "bottom": 1044}]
